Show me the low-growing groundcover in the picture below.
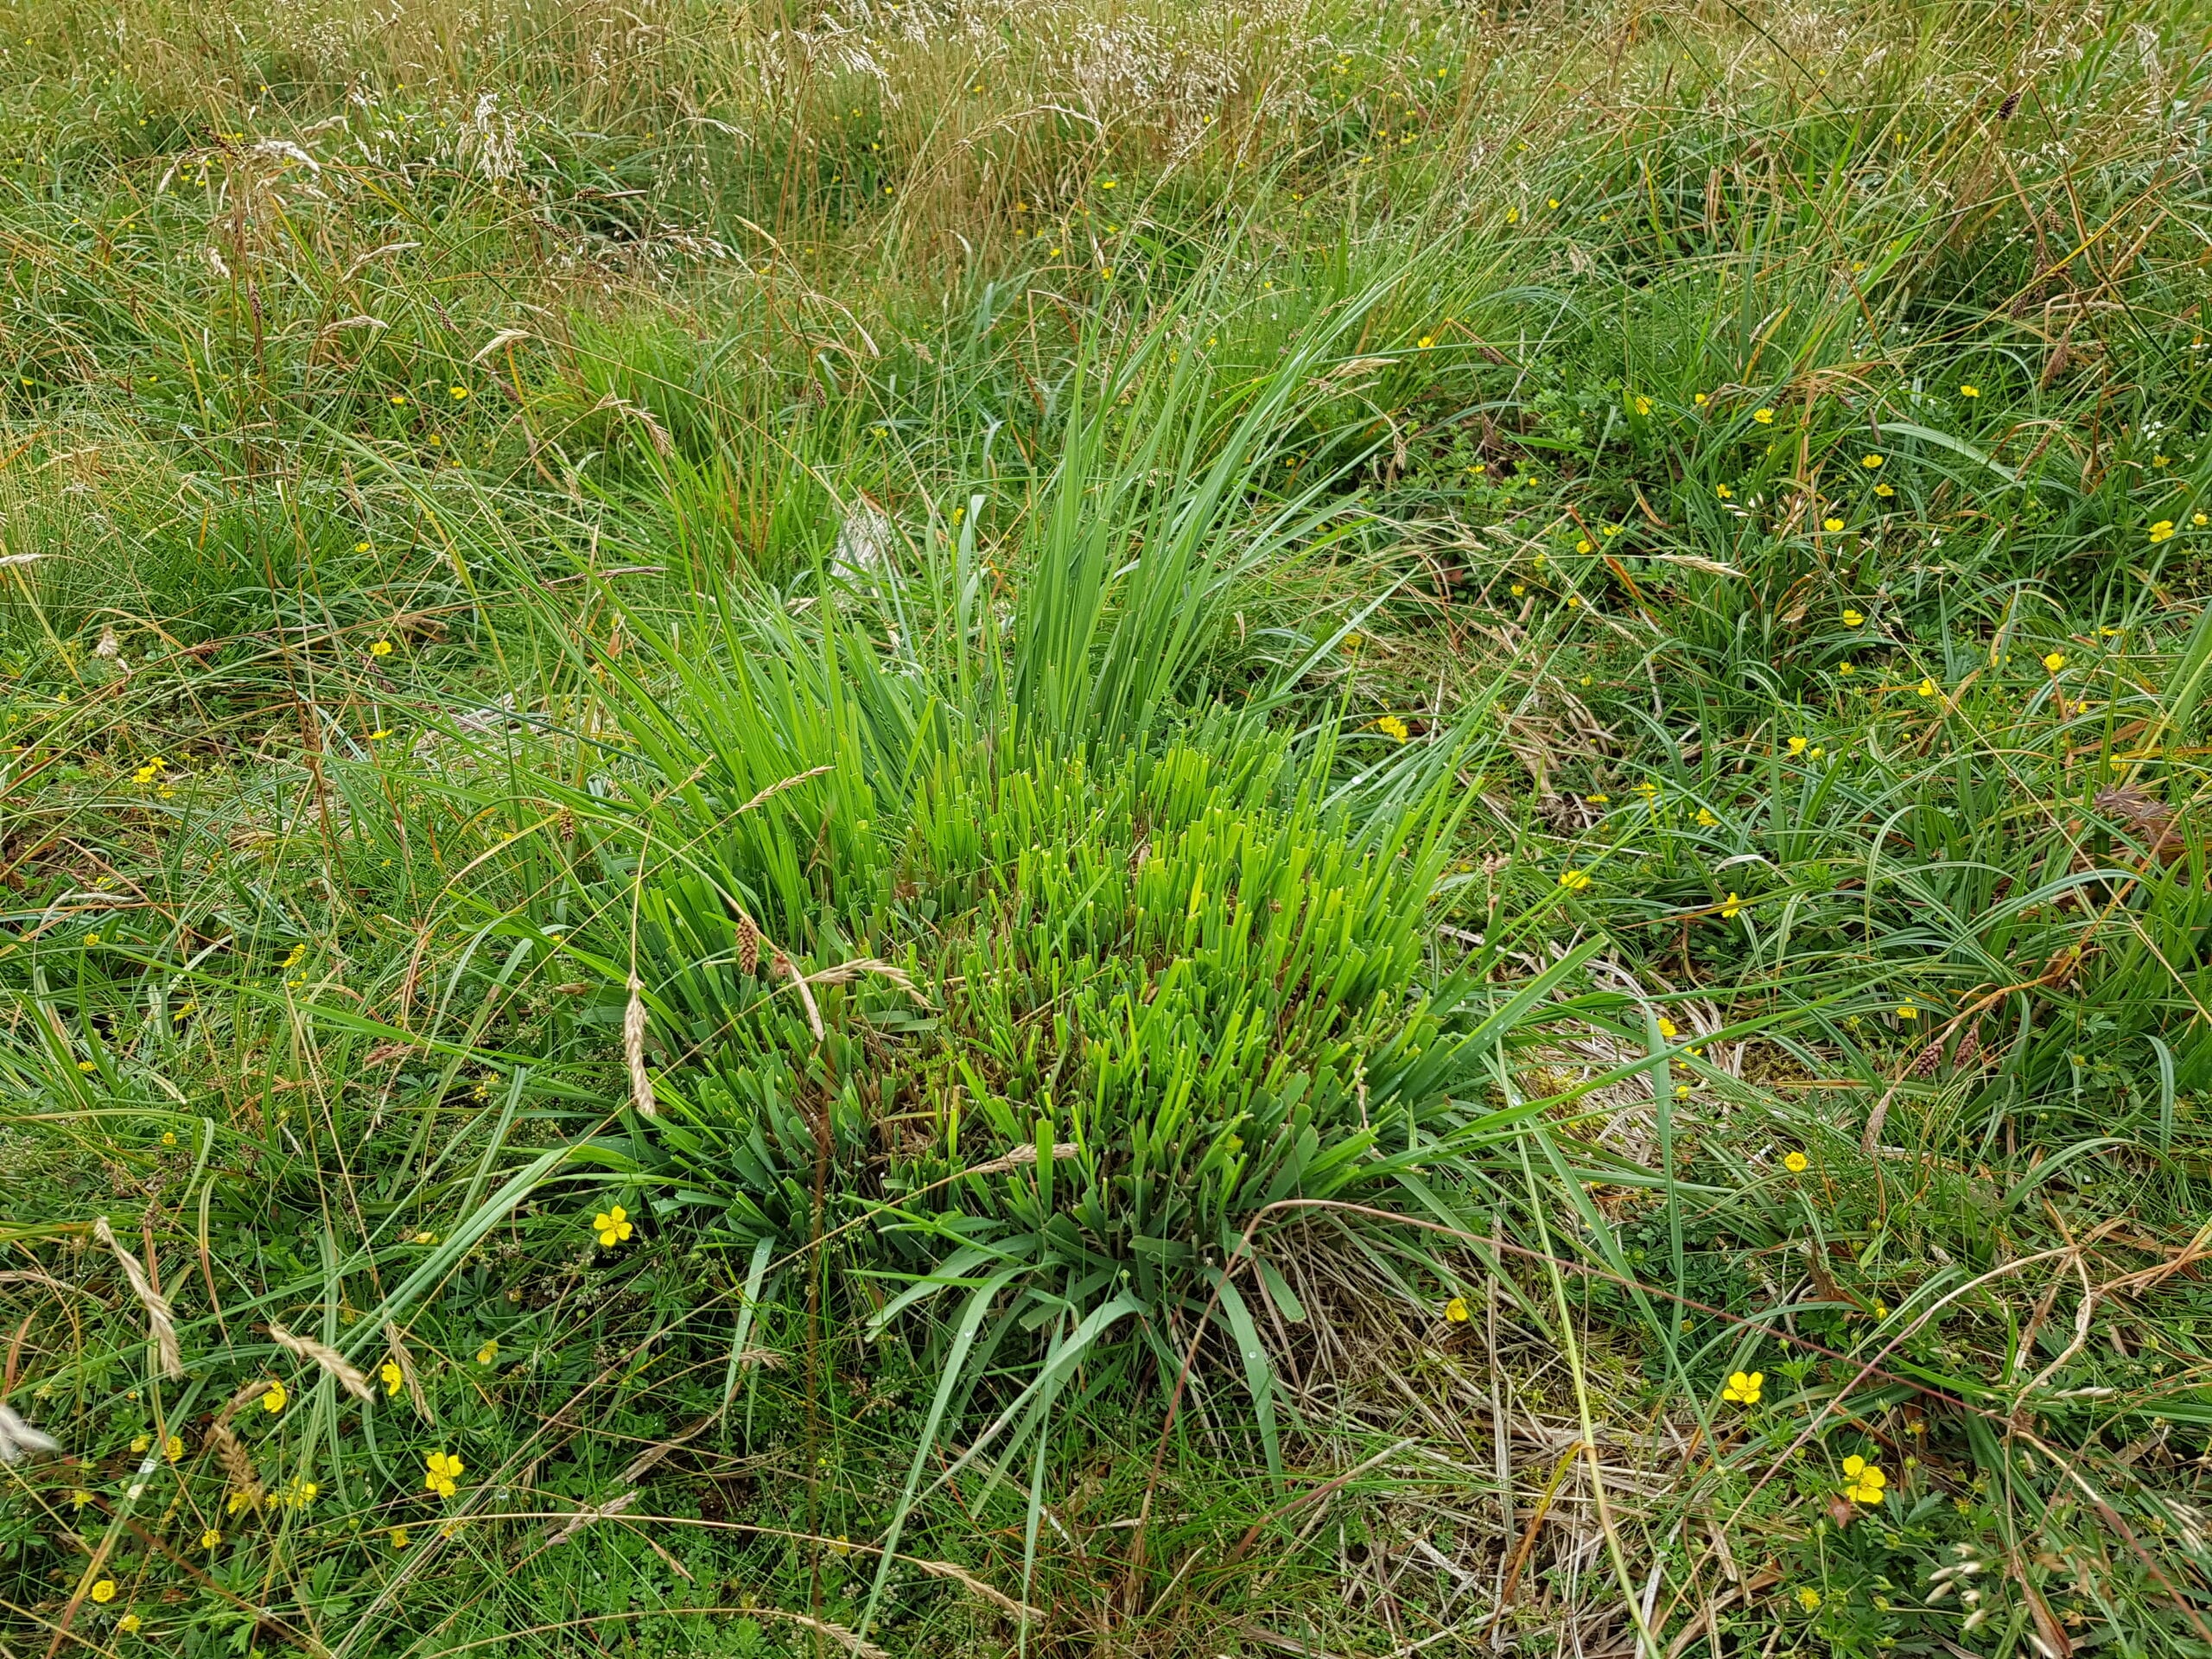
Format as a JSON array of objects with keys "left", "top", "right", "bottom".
[{"left": 9, "top": 0, "right": 2212, "bottom": 1652}]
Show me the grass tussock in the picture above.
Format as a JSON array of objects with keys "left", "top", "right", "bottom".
[{"left": 7, "top": 0, "right": 2212, "bottom": 1654}]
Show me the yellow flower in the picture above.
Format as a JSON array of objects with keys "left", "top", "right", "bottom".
[
  {"left": 1675, "top": 1083, "right": 1690, "bottom": 1097},
  {"left": 1633, "top": 396, "right": 1652, "bottom": 416},
  {"left": 161, "top": 1131, "right": 176, "bottom": 1146},
  {"left": 2149, "top": 520, "right": 2176, "bottom": 543},
  {"left": 1721, "top": 1370, "right": 1763, "bottom": 1404},
  {"left": 119, "top": 1613, "right": 143, "bottom": 1634},
  {"left": 1444, "top": 1296, "right": 1470, "bottom": 1323},
  {"left": 2196, "top": 513, "right": 2209, "bottom": 527},
  {"left": 2043, "top": 652, "right": 2065, "bottom": 672},
  {"left": 594, "top": 1205, "right": 634, "bottom": 1247},
  {"left": 475, "top": 1339, "right": 499, "bottom": 1365},
  {"left": 1714, "top": 484, "right": 1733, "bottom": 499},
  {"left": 1557, "top": 869, "right": 1592, "bottom": 892},
  {"left": 1897, "top": 1002, "right": 1917, "bottom": 1019},
  {"left": 78, "top": 1059, "right": 99, "bottom": 1073},
  {"left": 262, "top": 1381, "right": 287, "bottom": 1414},
  {"left": 201, "top": 1528, "right": 222, "bottom": 1549},
  {"left": 92, "top": 1580, "right": 118, "bottom": 1604},
  {"left": 1693, "top": 391, "right": 1709, "bottom": 406},
  {"left": 1809, "top": 747, "right": 1823, "bottom": 760},
  {"left": 1960, "top": 384, "right": 1980, "bottom": 397},
  {"left": 1841, "top": 1455, "right": 1887, "bottom": 1504},
  {"left": 163, "top": 1434, "right": 183, "bottom": 1462},
  {"left": 1375, "top": 714, "right": 1411, "bottom": 743},
  {"left": 1417, "top": 335, "right": 1434, "bottom": 349},
  {"left": 1720, "top": 893, "right": 1741, "bottom": 918},
  {"left": 390, "top": 1527, "right": 411, "bottom": 1549},
  {"left": 1565, "top": 594, "right": 1581, "bottom": 608},
  {"left": 424, "top": 1450, "right": 463, "bottom": 1497},
  {"left": 1874, "top": 481, "right": 1894, "bottom": 497},
  {"left": 1657, "top": 1016, "right": 1678, "bottom": 1039},
  {"left": 381, "top": 1361, "right": 404, "bottom": 1397},
  {"left": 1797, "top": 1587, "right": 1822, "bottom": 1613},
  {"left": 71, "top": 1488, "right": 93, "bottom": 1509},
  {"left": 130, "top": 1434, "right": 150, "bottom": 1454},
  {"left": 1872, "top": 1302, "right": 1889, "bottom": 1319},
  {"left": 1783, "top": 1151, "right": 1808, "bottom": 1173},
  {"left": 1916, "top": 677, "right": 1936, "bottom": 698},
  {"left": 1823, "top": 518, "right": 1844, "bottom": 532},
  {"left": 1787, "top": 736, "right": 1808, "bottom": 755},
  {"left": 1575, "top": 537, "right": 1592, "bottom": 554},
  {"left": 370, "top": 639, "right": 394, "bottom": 657},
  {"left": 1861, "top": 454, "right": 1883, "bottom": 469},
  {"left": 369, "top": 728, "right": 392, "bottom": 741},
  {"left": 1695, "top": 807, "right": 1717, "bottom": 827},
  {"left": 355, "top": 540, "right": 371, "bottom": 553},
  {"left": 1510, "top": 583, "right": 1526, "bottom": 597},
  {"left": 449, "top": 385, "right": 468, "bottom": 399},
  {"left": 1752, "top": 408, "right": 1775, "bottom": 424},
  {"left": 1547, "top": 197, "right": 1560, "bottom": 209}
]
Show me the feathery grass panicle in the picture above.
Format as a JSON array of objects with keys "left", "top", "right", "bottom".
[
  {"left": 91, "top": 1217, "right": 181, "bottom": 1381},
  {"left": 266, "top": 1324, "right": 375, "bottom": 1402}
]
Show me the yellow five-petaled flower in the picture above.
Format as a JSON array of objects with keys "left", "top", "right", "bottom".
[
  {"left": 1557, "top": 869, "right": 1592, "bottom": 892},
  {"left": 91, "top": 1580, "right": 117, "bottom": 1604},
  {"left": 2043, "top": 652, "right": 2066, "bottom": 672},
  {"left": 1721, "top": 1370, "right": 1763, "bottom": 1405},
  {"left": 425, "top": 1450, "right": 463, "bottom": 1498},
  {"left": 382, "top": 1361, "right": 405, "bottom": 1397},
  {"left": 262, "top": 1380, "right": 286, "bottom": 1414},
  {"left": 1841, "top": 1454, "right": 1887, "bottom": 1505},
  {"left": 1375, "top": 714, "right": 1410, "bottom": 743},
  {"left": 1444, "top": 1296, "right": 1470, "bottom": 1323},
  {"left": 594, "top": 1205, "right": 634, "bottom": 1247},
  {"left": 1783, "top": 1150, "right": 1809, "bottom": 1173}
]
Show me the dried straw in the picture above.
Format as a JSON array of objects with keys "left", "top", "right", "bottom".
[{"left": 748, "top": 1610, "right": 890, "bottom": 1659}]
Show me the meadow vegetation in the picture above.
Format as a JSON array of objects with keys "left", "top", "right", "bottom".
[{"left": 7, "top": 0, "right": 2212, "bottom": 1652}]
